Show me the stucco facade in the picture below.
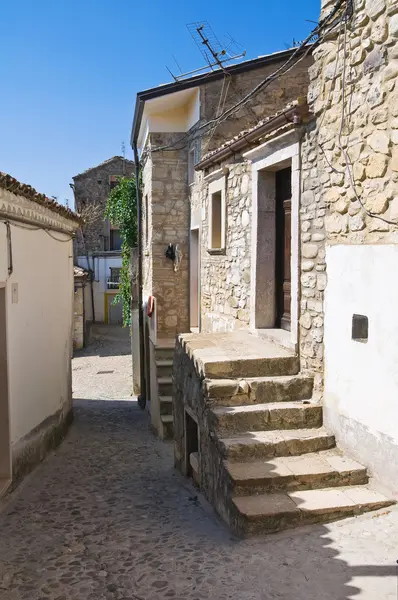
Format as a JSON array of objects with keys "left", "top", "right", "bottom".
[{"left": 0, "top": 174, "right": 80, "bottom": 493}]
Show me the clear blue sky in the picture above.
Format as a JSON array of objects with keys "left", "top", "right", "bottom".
[{"left": 0, "top": 0, "right": 319, "bottom": 209}]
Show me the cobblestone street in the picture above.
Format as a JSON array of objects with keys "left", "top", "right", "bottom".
[{"left": 1, "top": 329, "right": 398, "bottom": 599}]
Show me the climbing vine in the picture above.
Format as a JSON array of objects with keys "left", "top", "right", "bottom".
[{"left": 105, "top": 177, "right": 138, "bottom": 326}]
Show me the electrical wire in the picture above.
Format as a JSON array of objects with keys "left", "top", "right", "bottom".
[
  {"left": 336, "top": 16, "right": 398, "bottom": 227},
  {"left": 1, "top": 218, "right": 75, "bottom": 241},
  {"left": 146, "top": 0, "right": 347, "bottom": 157}
]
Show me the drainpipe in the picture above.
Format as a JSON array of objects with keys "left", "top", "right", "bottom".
[{"left": 133, "top": 141, "right": 146, "bottom": 408}]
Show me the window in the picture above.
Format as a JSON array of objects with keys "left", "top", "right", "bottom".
[
  {"left": 110, "top": 229, "right": 122, "bottom": 251},
  {"left": 109, "top": 175, "right": 119, "bottom": 190},
  {"left": 108, "top": 268, "right": 121, "bottom": 289},
  {"left": 210, "top": 191, "right": 223, "bottom": 250}
]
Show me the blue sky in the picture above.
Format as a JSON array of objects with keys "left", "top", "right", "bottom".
[{"left": 0, "top": 0, "right": 319, "bottom": 209}]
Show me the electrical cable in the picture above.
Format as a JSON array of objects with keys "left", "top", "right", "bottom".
[
  {"left": 145, "top": 3, "right": 346, "bottom": 159},
  {"left": 336, "top": 15, "right": 398, "bottom": 227}
]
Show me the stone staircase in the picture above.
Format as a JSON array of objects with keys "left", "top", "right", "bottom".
[
  {"left": 198, "top": 344, "right": 394, "bottom": 536},
  {"left": 155, "top": 345, "right": 174, "bottom": 440}
]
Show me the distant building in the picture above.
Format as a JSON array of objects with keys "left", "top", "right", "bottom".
[
  {"left": 72, "top": 156, "right": 134, "bottom": 324},
  {"left": 0, "top": 171, "right": 80, "bottom": 496}
]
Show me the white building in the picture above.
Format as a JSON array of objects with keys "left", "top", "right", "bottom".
[
  {"left": 76, "top": 252, "right": 123, "bottom": 324},
  {"left": 0, "top": 172, "right": 80, "bottom": 496}
]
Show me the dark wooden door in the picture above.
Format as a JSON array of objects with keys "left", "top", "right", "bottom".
[{"left": 275, "top": 167, "right": 292, "bottom": 331}]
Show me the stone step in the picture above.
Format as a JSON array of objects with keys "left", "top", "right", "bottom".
[
  {"left": 160, "top": 415, "right": 174, "bottom": 441},
  {"left": 158, "top": 376, "right": 173, "bottom": 396},
  {"left": 160, "top": 395, "right": 173, "bottom": 416},
  {"left": 203, "top": 355, "right": 300, "bottom": 379},
  {"left": 211, "top": 401, "right": 322, "bottom": 435},
  {"left": 205, "top": 375, "right": 314, "bottom": 406},
  {"left": 155, "top": 345, "right": 174, "bottom": 361},
  {"left": 226, "top": 449, "right": 368, "bottom": 495},
  {"left": 219, "top": 428, "right": 336, "bottom": 461},
  {"left": 232, "top": 485, "right": 395, "bottom": 535},
  {"left": 156, "top": 359, "right": 173, "bottom": 378}
]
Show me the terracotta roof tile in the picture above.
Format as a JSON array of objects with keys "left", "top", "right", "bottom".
[
  {"left": 0, "top": 172, "right": 81, "bottom": 223},
  {"left": 200, "top": 100, "right": 301, "bottom": 163},
  {"left": 73, "top": 265, "right": 88, "bottom": 277}
]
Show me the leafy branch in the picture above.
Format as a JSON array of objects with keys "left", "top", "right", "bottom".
[{"left": 105, "top": 177, "right": 138, "bottom": 326}]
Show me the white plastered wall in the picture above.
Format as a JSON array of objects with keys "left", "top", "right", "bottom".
[
  {"left": 324, "top": 244, "right": 398, "bottom": 490},
  {"left": 78, "top": 255, "right": 122, "bottom": 323},
  {"left": 245, "top": 130, "right": 301, "bottom": 347},
  {"left": 0, "top": 223, "right": 74, "bottom": 445}
]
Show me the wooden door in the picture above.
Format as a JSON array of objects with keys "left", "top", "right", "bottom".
[{"left": 275, "top": 167, "right": 292, "bottom": 331}]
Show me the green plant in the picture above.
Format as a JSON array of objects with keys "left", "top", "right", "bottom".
[{"left": 105, "top": 177, "right": 137, "bottom": 326}]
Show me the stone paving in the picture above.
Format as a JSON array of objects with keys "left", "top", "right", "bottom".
[{"left": 1, "top": 333, "right": 398, "bottom": 599}]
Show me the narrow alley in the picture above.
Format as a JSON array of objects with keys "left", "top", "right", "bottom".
[{"left": 0, "top": 329, "right": 397, "bottom": 600}]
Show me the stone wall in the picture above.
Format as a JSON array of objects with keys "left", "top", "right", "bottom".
[
  {"left": 299, "top": 0, "right": 398, "bottom": 388},
  {"left": 200, "top": 55, "right": 313, "bottom": 153},
  {"left": 73, "top": 157, "right": 134, "bottom": 254},
  {"left": 193, "top": 162, "right": 252, "bottom": 333},
  {"left": 191, "top": 58, "right": 312, "bottom": 334},
  {"left": 142, "top": 133, "right": 190, "bottom": 337}
]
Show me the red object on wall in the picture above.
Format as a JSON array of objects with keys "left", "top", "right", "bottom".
[{"left": 147, "top": 296, "right": 155, "bottom": 317}]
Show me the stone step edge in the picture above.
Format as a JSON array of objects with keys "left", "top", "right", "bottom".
[
  {"left": 232, "top": 486, "right": 395, "bottom": 521},
  {"left": 204, "top": 374, "right": 314, "bottom": 399},
  {"left": 211, "top": 400, "right": 319, "bottom": 416},
  {"left": 225, "top": 453, "right": 368, "bottom": 490},
  {"left": 156, "top": 360, "right": 173, "bottom": 367},
  {"left": 203, "top": 356, "right": 300, "bottom": 379},
  {"left": 161, "top": 415, "right": 173, "bottom": 424},
  {"left": 218, "top": 428, "right": 336, "bottom": 459},
  {"left": 160, "top": 396, "right": 172, "bottom": 403}
]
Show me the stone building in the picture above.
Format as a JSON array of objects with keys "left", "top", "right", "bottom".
[
  {"left": 0, "top": 172, "right": 80, "bottom": 496},
  {"left": 72, "top": 156, "right": 134, "bottom": 324},
  {"left": 131, "top": 48, "right": 313, "bottom": 439},
  {"left": 171, "top": 0, "right": 397, "bottom": 536}
]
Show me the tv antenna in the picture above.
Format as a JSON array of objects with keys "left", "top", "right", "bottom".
[{"left": 166, "top": 21, "right": 246, "bottom": 82}]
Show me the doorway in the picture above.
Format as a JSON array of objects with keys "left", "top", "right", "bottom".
[
  {"left": 190, "top": 228, "right": 200, "bottom": 331},
  {"left": 0, "top": 285, "right": 11, "bottom": 495},
  {"left": 275, "top": 167, "right": 292, "bottom": 331}
]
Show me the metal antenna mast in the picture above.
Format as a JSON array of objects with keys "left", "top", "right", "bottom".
[{"left": 166, "top": 21, "right": 246, "bottom": 82}]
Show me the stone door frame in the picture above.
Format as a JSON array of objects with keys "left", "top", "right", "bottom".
[{"left": 244, "top": 129, "right": 301, "bottom": 348}]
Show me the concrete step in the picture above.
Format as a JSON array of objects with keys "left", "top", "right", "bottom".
[
  {"left": 160, "top": 395, "right": 173, "bottom": 416},
  {"left": 156, "top": 359, "right": 173, "bottom": 378},
  {"left": 158, "top": 376, "right": 173, "bottom": 396},
  {"left": 205, "top": 375, "right": 314, "bottom": 406},
  {"left": 155, "top": 345, "right": 174, "bottom": 361},
  {"left": 226, "top": 449, "right": 368, "bottom": 495},
  {"left": 219, "top": 428, "right": 336, "bottom": 461},
  {"left": 211, "top": 401, "right": 322, "bottom": 435},
  {"left": 203, "top": 354, "right": 299, "bottom": 379},
  {"left": 160, "top": 415, "right": 174, "bottom": 441},
  {"left": 232, "top": 485, "right": 395, "bottom": 535}
]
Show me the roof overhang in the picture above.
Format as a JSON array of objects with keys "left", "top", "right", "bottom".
[{"left": 130, "top": 46, "right": 311, "bottom": 153}]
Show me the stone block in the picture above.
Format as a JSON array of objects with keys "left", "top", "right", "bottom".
[
  {"left": 366, "top": 193, "right": 389, "bottom": 214},
  {"left": 350, "top": 214, "right": 366, "bottom": 231},
  {"left": 366, "top": 154, "right": 388, "bottom": 178},
  {"left": 365, "top": 0, "right": 386, "bottom": 19},
  {"left": 302, "top": 244, "right": 319, "bottom": 259},
  {"left": 368, "top": 130, "right": 390, "bottom": 154},
  {"left": 370, "top": 18, "right": 388, "bottom": 42},
  {"left": 390, "top": 13, "right": 398, "bottom": 36}
]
